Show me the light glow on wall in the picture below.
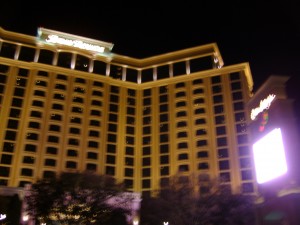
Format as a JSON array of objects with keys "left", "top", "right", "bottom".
[{"left": 252, "top": 128, "right": 288, "bottom": 184}]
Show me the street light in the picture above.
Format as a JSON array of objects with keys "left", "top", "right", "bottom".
[{"left": 163, "top": 221, "right": 169, "bottom": 225}]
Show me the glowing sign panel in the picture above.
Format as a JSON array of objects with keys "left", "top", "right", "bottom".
[
  {"left": 37, "top": 27, "right": 114, "bottom": 54},
  {"left": 251, "top": 94, "right": 276, "bottom": 120},
  {"left": 45, "top": 35, "right": 105, "bottom": 53},
  {"left": 252, "top": 128, "right": 288, "bottom": 184}
]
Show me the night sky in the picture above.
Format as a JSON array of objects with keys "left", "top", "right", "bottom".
[{"left": 1, "top": 1, "right": 300, "bottom": 92}]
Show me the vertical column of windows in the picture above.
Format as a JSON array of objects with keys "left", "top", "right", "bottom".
[
  {"left": 37, "top": 72, "right": 63, "bottom": 178},
  {"left": 9, "top": 68, "right": 37, "bottom": 185},
  {"left": 191, "top": 78, "right": 211, "bottom": 195},
  {"left": 23, "top": 71, "right": 50, "bottom": 183},
  {"left": 124, "top": 88, "right": 136, "bottom": 190},
  {"left": 174, "top": 83, "right": 190, "bottom": 173},
  {"left": 210, "top": 76, "right": 231, "bottom": 190},
  {"left": 105, "top": 85, "right": 119, "bottom": 176},
  {"left": 84, "top": 80, "right": 102, "bottom": 172},
  {"left": 62, "top": 75, "right": 80, "bottom": 171},
  {"left": 141, "top": 88, "right": 152, "bottom": 191},
  {"left": 157, "top": 86, "right": 170, "bottom": 188},
  {"left": 230, "top": 72, "right": 254, "bottom": 193},
  {"left": 0, "top": 65, "right": 13, "bottom": 186}
]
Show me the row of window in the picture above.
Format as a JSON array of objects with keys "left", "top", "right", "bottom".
[{"left": 0, "top": 40, "right": 220, "bottom": 83}]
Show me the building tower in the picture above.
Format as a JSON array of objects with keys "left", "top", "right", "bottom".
[{"left": 0, "top": 27, "right": 255, "bottom": 197}]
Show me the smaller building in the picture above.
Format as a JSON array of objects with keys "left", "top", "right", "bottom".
[{"left": 247, "top": 75, "right": 300, "bottom": 225}]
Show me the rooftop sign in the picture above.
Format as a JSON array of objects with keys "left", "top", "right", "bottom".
[
  {"left": 250, "top": 94, "right": 276, "bottom": 120},
  {"left": 37, "top": 27, "right": 114, "bottom": 55}
]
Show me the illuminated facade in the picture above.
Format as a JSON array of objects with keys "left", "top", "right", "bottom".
[{"left": 0, "top": 27, "right": 255, "bottom": 197}]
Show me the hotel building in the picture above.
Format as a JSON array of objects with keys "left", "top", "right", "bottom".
[{"left": 0, "top": 27, "right": 255, "bottom": 197}]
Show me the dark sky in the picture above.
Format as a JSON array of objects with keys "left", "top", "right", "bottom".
[{"left": 1, "top": 1, "right": 300, "bottom": 91}]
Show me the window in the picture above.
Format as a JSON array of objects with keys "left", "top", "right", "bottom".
[
  {"left": 198, "top": 162, "right": 209, "bottom": 170},
  {"left": 38, "top": 49, "right": 54, "bottom": 64},
  {"left": 46, "top": 147, "right": 57, "bottom": 155},
  {"left": 213, "top": 95, "right": 223, "bottom": 103},
  {"left": 51, "top": 114, "right": 62, "bottom": 121},
  {"left": 53, "top": 93, "right": 65, "bottom": 100},
  {"left": 87, "top": 152, "right": 98, "bottom": 159},
  {"left": 24, "top": 144, "right": 36, "bottom": 152},
  {"left": 195, "top": 118, "right": 206, "bottom": 125},
  {"left": 194, "top": 108, "right": 205, "bottom": 114},
  {"left": 178, "top": 142, "right": 188, "bottom": 149},
  {"left": 142, "top": 168, "right": 151, "bottom": 177},
  {"left": 49, "top": 124, "right": 60, "bottom": 131},
  {"left": 241, "top": 170, "right": 253, "bottom": 180},
  {"left": 197, "top": 151, "right": 208, "bottom": 158},
  {"left": 90, "top": 119, "right": 100, "bottom": 126},
  {"left": 70, "top": 127, "right": 80, "bottom": 134},
  {"left": 68, "top": 138, "right": 79, "bottom": 146},
  {"left": 47, "top": 135, "right": 59, "bottom": 143},
  {"left": 88, "top": 141, "right": 99, "bottom": 148},
  {"left": 1, "top": 154, "right": 12, "bottom": 164},
  {"left": 178, "top": 164, "right": 189, "bottom": 172},
  {"left": 218, "top": 148, "right": 228, "bottom": 158},
  {"left": 23, "top": 156, "right": 35, "bottom": 164},
  {"left": 89, "top": 130, "right": 99, "bottom": 137},
  {"left": 193, "top": 88, "right": 204, "bottom": 94},
  {"left": 177, "top": 121, "right": 187, "bottom": 127},
  {"left": 66, "top": 161, "right": 77, "bottom": 169},
  {"left": 142, "top": 179, "right": 151, "bottom": 188},
  {"left": 21, "top": 168, "right": 33, "bottom": 176},
  {"left": 32, "top": 100, "right": 44, "bottom": 107},
  {"left": 176, "top": 111, "right": 187, "bottom": 117},
  {"left": 91, "top": 110, "right": 101, "bottom": 116},
  {"left": 106, "top": 155, "right": 115, "bottom": 164},
  {"left": 26, "top": 133, "right": 39, "bottom": 140},
  {"left": 45, "top": 159, "right": 56, "bottom": 166},
  {"left": 70, "top": 117, "right": 81, "bottom": 124},
  {"left": 67, "top": 149, "right": 78, "bottom": 157},
  {"left": 160, "top": 155, "right": 169, "bottom": 164},
  {"left": 219, "top": 160, "right": 230, "bottom": 170},
  {"left": 52, "top": 103, "right": 63, "bottom": 110},
  {"left": 57, "top": 52, "right": 72, "bottom": 69},
  {"left": 86, "top": 163, "right": 97, "bottom": 171},
  {"left": 7, "top": 119, "right": 19, "bottom": 129},
  {"left": 196, "top": 140, "right": 207, "bottom": 147},
  {"left": 178, "top": 153, "right": 188, "bottom": 160},
  {"left": 160, "top": 167, "right": 169, "bottom": 176},
  {"left": 125, "top": 168, "right": 134, "bottom": 177},
  {"left": 3, "top": 142, "right": 14, "bottom": 153},
  {"left": 142, "top": 157, "right": 151, "bottom": 166}
]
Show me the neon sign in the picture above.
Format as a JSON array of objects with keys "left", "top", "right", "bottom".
[
  {"left": 45, "top": 35, "right": 105, "bottom": 53},
  {"left": 0, "top": 214, "right": 6, "bottom": 220},
  {"left": 251, "top": 94, "right": 276, "bottom": 120},
  {"left": 37, "top": 27, "right": 114, "bottom": 55}
]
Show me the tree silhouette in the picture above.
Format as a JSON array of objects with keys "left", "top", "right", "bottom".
[
  {"left": 140, "top": 174, "right": 256, "bottom": 225},
  {"left": 24, "top": 171, "right": 132, "bottom": 225}
]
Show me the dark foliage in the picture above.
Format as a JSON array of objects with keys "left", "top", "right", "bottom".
[
  {"left": 24, "top": 171, "right": 132, "bottom": 225},
  {"left": 140, "top": 175, "right": 256, "bottom": 225}
]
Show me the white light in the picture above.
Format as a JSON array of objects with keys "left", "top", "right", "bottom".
[
  {"left": 164, "top": 222, "right": 169, "bottom": 225},
  {"left": 23, "top": 214, "right": 29, "bottom": 222},
  {"left": 252, "top": 128, "right": 288, "bottom": 184},
  {"left": 133, "top": 219, "right": 139, "bottom": 225},
  {"left": 0, "top": 214, "right": 6, "bottom": 220}
]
